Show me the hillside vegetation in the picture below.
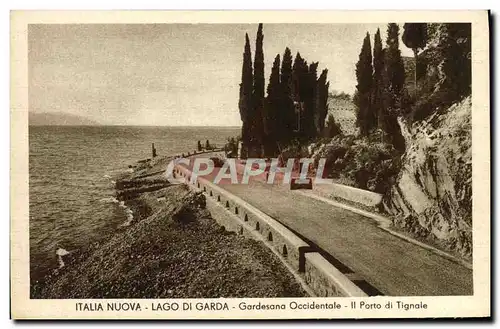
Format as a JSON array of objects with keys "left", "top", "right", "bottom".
[
  {"left": 282, "top": 23, "right": 472, "bottom": 258},
  {"left": 229, "top": 23, "right": 472, "bottom": 258}
]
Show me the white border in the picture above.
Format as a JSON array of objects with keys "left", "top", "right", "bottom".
[{"left": 7, "top": 5, "right": 493, "bottom": 325}]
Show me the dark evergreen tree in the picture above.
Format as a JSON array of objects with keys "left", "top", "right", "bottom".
[
  {"left": 236, "top": 27, "right": 334, "bottom": 152},
  {"left": 279, "top": 47, "right": 295, "bottom": 146},
  {"left": 291, "top": 52, "right": 309, "bottom": 138},
  {"left": 354, "top": 32, "right": 374, "bottom": 136},
  {"left": 384, "top": 23, "right": 405, "bottom": 108},
  {"left": 303, "top": 62, "right": 319, "bottom": 140},
  {"left": 383, "top": 23, "right": 406, "bottom": 150},
  {"left": 315, "top": 69, "right": 329, "bottom": 135},
  {"left": 402, "top": 23, "right": 428, "bottom": 97},
  {"left": 292, "top": 52, "right": 308, "bottom": 102},
  {"left": 410, "top": 23, "right": 471, "bottom": 122},
  {"left": 263, "top": 54, "right": 281, "bottom": 156},
  {"left": 372, "top": 28, "right": 385, "bottom": 133},
  {"left": 438, "top": 23, "right": 471, "bottom": 103},
  {"left": 238, "top": 33, "right": 253, "bottom": 150},
  {"left": 224, "top": 137, "right": 238, "bottom": 157},
  {"left": 251, "top": 23, "right": 265, "bottom": 156}
]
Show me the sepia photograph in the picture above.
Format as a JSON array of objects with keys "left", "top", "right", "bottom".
[{"left": 10, "top": 10, "right": 490, "bottom": 319}]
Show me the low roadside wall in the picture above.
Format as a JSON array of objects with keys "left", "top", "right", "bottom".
[
  {"left": 304, "top": 253, "right": 366, "bottom": 297},
  {"left": 315, "top": 182, "right": 382, "bottom": 208},
  {"left": 173, "top": 164, "right": 368, "bottom": 297},
  {"left": 234, "top": 159, "right": 382, "bottom": 208},
  {"left": 175, "top": 148, "right": 224, "bottom": 158}
]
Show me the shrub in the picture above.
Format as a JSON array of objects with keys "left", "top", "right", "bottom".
[
  {"left": 210, "top": 157, "right": 225, "bottom": 168},
  {"left": 315, "top": 135, "right": 401, "bottom": 194},
  {"left": 280, "top": 139, "right": 310, "bottom": 162},
  {"left": 224, "top": 136, "right": 240, "bottom": 158}
]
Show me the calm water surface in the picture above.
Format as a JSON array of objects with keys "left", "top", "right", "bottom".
[{"left": 29, "top": 125, "right": 240, "bottom": 279}]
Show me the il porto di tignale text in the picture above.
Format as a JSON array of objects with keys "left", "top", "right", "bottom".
[{"left": 75, "top": 301, "right": 428, "bottom": 312}]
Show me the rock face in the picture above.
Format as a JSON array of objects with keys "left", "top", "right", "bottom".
[{"left": 383, "top": 97, "right": 472, "bottom": 258}]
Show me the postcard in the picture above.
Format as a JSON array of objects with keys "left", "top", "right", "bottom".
[{"left": 10, "top": 10, "right": 490, "bottom": 319}]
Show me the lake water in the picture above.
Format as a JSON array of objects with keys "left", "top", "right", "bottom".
[{"left": 29, "top": 125, "right": 240, "bottom": 280}]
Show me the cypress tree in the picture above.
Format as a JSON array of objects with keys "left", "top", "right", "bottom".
[
  {"left": 438, "top": 23, "right": 471, "bottom": 103},
  {"left": 402, "top": 23, "right": 428, "bottom": 97},
  {"left": 280, "top": 47, "right": 294, "bottom": 146},
  {"left": 315, "top": 69, "right": 329, "bottom": 135},
  {"left": 250, "top": 23, "right": 265, "bottom": 157},
  {"left": 354, "top": 32, "right": 374, "bottom": 136},
  {"left": 263, "top": 54, "right": 281, "bottom": 156},
  {"left": 292, "top": 52, "right": 308, "bottom": 102},
  {"left": 238, "top": 33, "right": 253, "bottom": 149},
  {"left": 304, "top": 62, "right": 319, "bottom": 140},
  {"left": 383, "top": 23, "right": 406, "bottom": 150},
  {"left": 292, "top": 52, "right": 308, "bottom": 137},
  {"left": 384, "top": 23, "right": 405, "bottom": 108},
  {"left": 372, "top": 28, "right": 385, "bottom": 134},
  {"left": 410, "top": 23, "right": 470, "bottom": 122}
]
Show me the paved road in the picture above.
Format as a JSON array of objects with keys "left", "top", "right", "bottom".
[{"left": 181, "top": 158, "right": 473, "bottom": 296}]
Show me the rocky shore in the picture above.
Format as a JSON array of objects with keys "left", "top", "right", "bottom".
[{"left": 31, "top": 156, "right": 306, "bottom": 299}]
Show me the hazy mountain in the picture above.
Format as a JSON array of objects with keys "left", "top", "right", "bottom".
[{"left": 29, "top": 112, "right": 100, "bottom": 126}]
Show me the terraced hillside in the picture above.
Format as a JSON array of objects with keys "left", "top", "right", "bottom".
[{"left": 326, "top": 97, "right": 357, "bottom": 136}]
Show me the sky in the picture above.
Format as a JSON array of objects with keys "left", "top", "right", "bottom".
[{"left": 28, "top": 24, "right": 413, "bottom": 126}]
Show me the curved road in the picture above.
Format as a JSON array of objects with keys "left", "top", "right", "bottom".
[{"left": 181, "top": 159, "right": 473, "bottom": 296}]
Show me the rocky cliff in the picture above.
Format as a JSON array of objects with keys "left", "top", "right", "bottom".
[{"left": 383, "top": 97, "right": 472, "bottom": 258}]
